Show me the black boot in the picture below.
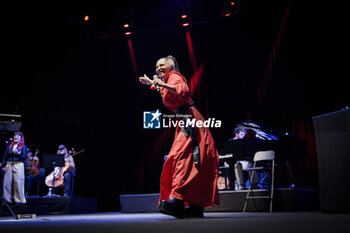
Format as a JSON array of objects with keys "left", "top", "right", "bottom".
[
  {"left": 159, "top": 198, "right": 184, "bottom": 218},
  {"left": 184, "top": 203, "right": 204, "bottom": 218}
]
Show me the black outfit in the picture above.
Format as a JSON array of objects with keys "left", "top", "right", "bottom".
[{"left": 63, "top": 167, "right": 76, "bottom": 196}]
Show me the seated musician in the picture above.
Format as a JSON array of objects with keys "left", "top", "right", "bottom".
[
  {"left": 232, "top": 126, "right": 258, "bottom": 190},
  {"left": 57, "top": 144, "right": 76, "bottom": 197},
  {"left": 25, "top": 148, "right": 45, "bottom": 196}
]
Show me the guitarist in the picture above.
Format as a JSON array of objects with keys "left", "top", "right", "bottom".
[{"left": 57, "top": 144, "right": 76, "bottom": 197}]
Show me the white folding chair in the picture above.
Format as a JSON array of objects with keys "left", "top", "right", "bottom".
[{"left": 243, "top": 150, "right": 275, "bottom": 212}]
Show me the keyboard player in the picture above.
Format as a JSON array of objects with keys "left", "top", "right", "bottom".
[
  {"left": 219, "top": 120, "right": 308, "bottom": 189},
  {"left": 232, "top": 127, "right": 258, "bottom": 190}
]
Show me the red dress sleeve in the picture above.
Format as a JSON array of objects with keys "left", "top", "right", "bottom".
[{"left": 160, "top": 71, "right": 194, "bottom": 112}]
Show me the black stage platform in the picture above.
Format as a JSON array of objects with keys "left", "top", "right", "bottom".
[
  {"left": 1, "top": 212, "right": 350, "bottom": 233},
  {"left": 0, "top": 196, "right": 98, "bottom": 217},
  {"left": 1, "top": 189, "right": 345, "bottom": 233},
  {"left": 120, "top": 188, "right": 319, "bottom": 213}
]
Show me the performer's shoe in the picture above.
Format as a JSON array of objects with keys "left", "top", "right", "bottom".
[
  {"left": 184, "top": 203, "right": 204, "bottom": 218},
  {"left": 159, "top": 198, "right": 184, "bottom": 218}
]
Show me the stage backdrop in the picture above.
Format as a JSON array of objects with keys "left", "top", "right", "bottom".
[{"left": 0, "top": 1, "right": 348, "bottom": 211}]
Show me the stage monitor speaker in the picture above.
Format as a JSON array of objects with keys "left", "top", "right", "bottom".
[{"left": 313, "top": 107, "right": 350, "bottom": 213}]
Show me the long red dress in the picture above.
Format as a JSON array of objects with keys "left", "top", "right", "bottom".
[{"left": 159, "top": 70, "right": 220, "bottom": 208}]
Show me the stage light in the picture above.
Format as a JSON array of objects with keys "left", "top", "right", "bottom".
[
  {"left": 223, "top": 0, "right": 237, "bottom": 17},
  {"left": 180, "top": 12, "right": 190, "bottom": 27},
  {"left": 84, "top": 15, "right": 89, "bottom": 21},
  {"left": 123, "top": 22, "right": 133, "bottom": 36}
]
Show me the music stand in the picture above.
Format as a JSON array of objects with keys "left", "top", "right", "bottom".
[
  {"left": 42, "top": 154, "right": 65, "bottom": 197},
  {"left": 0, "top": 113, "right": 22, "bottom": 134}
]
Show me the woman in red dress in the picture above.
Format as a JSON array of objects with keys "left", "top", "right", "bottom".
[{"left": 139, "top": 56, "right": 219, "bottom": 218}]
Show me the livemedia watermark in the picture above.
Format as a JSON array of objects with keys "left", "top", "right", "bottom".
[{"left": 143, "top": 110, "right": 222, "bottom": 129}]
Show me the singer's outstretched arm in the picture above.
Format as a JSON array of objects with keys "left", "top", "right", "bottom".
[
  {"left": 139, "top": 74, "right": 177, "bottom": 94},
  {"left": 139, "top": 74, "right": 153, "bottom": 85}
]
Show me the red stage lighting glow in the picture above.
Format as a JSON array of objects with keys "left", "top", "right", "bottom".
[
  {"left": 225, "top": 13, "right": 231, "bottom": 17},
  {"left": 181, "top": 14, "right": 187, "bottom": 19},
  {"left": 127, "top": 38, "right": 138, "bottom": 78},
  {"left": 230, "top": 2, "right": 235, "bottom": 6},
  {"left": 124, "top": 24, "right": 129, "bottom": 28},
  {"left": 185, "top": 31, "right": 197, "bottom": 71},
  {"left": 182, "top": 23, "right": 189, "bottom": 27},
  {"left": 84, "top": 15, "right": 89, "bottom": 21}
]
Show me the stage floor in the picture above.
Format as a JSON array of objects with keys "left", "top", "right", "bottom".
[
  {"left": 120, "top": 188, "right": 319, "bottom": 213},
  {"left": 0, "top": 212, "right": 349, "bottom": 233}
]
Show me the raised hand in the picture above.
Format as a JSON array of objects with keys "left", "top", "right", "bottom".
[
  {"left": 139, "top": 74, "right": 153, "bottom": 86},
  {"left": 153, "top": 77, "right": 165, "bottom": 87},
  {"left": 14, "top": 149, "right": 21, "bottom": 155}
]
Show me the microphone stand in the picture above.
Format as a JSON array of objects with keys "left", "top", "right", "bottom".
[{"left": 0, "top": 140, "right": 18, "bottom": 219}]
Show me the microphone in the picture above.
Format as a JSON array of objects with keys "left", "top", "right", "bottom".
[{"left": 150, "top": 75, "right": 160, "bottom": 92}]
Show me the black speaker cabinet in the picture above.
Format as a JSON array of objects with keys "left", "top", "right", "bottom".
[{"left": 313, "top": 108, "right": 350, "bottom": 213}]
